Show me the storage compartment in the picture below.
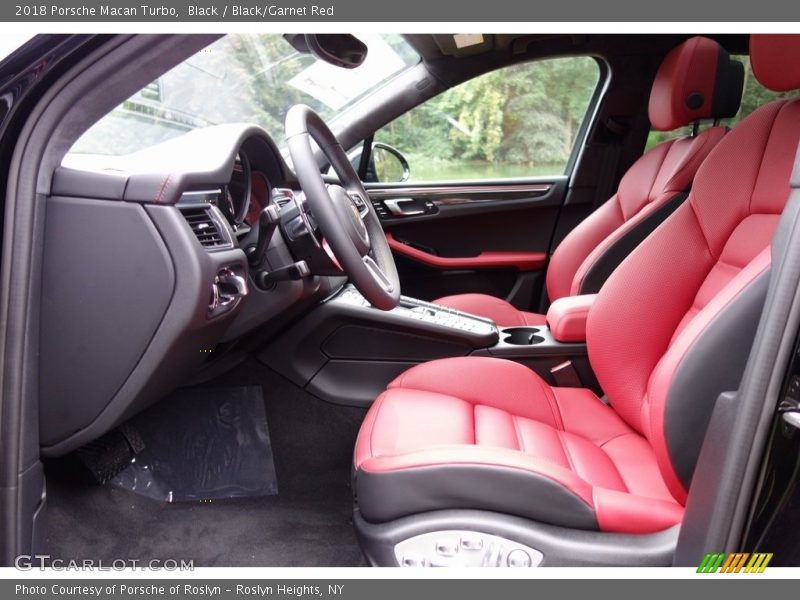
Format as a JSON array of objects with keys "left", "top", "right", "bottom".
[{"left": 502, "top": 327, "right": 545, "bottom": 346}]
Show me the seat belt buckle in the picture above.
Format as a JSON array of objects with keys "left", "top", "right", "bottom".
[{"left": 550, "top": 360, "right": 582, "bottom": 387}]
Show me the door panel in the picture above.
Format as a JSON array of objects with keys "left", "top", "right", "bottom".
[
  {"left": 365, "top": 178, "right": 570, "bottom": 307},
  {"left": 361, "top": 55, "right": 605, "bottom": 310}
]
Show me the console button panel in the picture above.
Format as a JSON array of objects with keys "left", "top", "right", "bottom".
[{"left": 335, "top": 285, "right": 496, "bottom": 336}]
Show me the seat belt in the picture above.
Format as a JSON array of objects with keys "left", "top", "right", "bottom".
[
  {"left": 591, "top": 116, "right": 629, "bottom": 211},
  {"left": 550, "top": 360, "right": 582, "bottom": 387}
]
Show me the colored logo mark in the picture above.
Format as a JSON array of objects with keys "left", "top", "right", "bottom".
[{"left": 697, "top": 552, "right": 773, "bottom": 573}]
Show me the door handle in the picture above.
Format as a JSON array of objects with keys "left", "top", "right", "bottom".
[{"left": 384, "top": 198, "right": 426, "bottom": 217}]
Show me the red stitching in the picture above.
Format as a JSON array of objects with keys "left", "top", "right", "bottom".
[{"left": 154, "top": 174, "right": 171, "bottom": 204}]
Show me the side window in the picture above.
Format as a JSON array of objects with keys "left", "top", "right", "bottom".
[
  {"left": 373, "top": 57, "right": 600, "bottom": 183},
  {"left": 645, "top": 55, "right": 795, "bottom": 151}
]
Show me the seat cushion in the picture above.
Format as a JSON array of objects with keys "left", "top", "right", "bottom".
[
  {"left": 433, "top": 293, "right": 546, "bottom": 327},
  {"left": 354, "top": 357, "right": 684, "bottom": 534}
]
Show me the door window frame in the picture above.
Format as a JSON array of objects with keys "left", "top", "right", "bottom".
[{"left": 359, "top": 55, "right": 611, "bottom": 186}]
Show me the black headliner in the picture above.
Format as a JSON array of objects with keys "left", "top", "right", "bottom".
[{"left": 405, "top": 34, "right": 750, "bottom": 88}]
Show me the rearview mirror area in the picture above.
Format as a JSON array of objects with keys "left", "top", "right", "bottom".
[{"left": 304, "top": 34, "right": 368, "bottom": 69}]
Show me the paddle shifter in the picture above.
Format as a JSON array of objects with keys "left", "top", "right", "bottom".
[{"left": 246, "top": 203, "right": 280, "bottom": 268}]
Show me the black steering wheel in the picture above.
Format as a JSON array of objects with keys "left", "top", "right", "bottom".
[{"left": 286, "top": 105, "right": 401, "bottom": 311}]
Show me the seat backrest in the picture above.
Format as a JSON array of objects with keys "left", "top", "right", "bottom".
[
  {"left": 546, "top": 37, "right": 744, "bottom": 301},
  {"left": 587, "top": 34, "right": 800, "bottom": 505}
]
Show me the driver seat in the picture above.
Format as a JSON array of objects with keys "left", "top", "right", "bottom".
[{"left": 353, "top": 35, "right": 800, "bottom": 561}]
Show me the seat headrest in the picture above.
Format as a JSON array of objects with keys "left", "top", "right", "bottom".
[
  {"left": 750, "top": 35, "right": 800, "bottom": 92},
  {"left": 649, "top": 36, "right": 744, "bottom": 131}
]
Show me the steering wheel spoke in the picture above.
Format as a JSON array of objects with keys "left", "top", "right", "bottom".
[{"left": 362, "top": 255, "right": 395, "bottom": 294}]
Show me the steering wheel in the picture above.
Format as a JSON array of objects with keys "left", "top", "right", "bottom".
[{"left": 286, "top": 105, "right": 401, "bottom": 311}]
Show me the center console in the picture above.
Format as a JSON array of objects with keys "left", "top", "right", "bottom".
[
  {"left": 259, "top": 285, "right": 598, "bottom": 407},
  {"left": 336, "top": 285, "right": 498, "bottom": 340}
]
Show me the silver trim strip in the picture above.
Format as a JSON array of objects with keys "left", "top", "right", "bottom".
[
  {"left": 367, "top": 184, "right": 551, "bottom": 199},
  {"left": 180, "top": 188, "right": 223, "bottom": 197}
]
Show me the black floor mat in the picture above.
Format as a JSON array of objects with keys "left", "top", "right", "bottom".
[
  {"left": 45, "top": 361, "right": 367, "bottom": 567},
  {"left": 111, "top": 385, "right": 278, "bottom": 502}
]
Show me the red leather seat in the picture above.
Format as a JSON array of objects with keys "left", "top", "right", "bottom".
[
  {"left": 435, "top": 36, "right": 744, "bottom": 327},
  {"left": 354, "top": 35, "right": 800, "bottom": 536}
]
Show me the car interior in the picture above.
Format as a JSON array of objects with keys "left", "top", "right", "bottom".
[{"left": 4, "top": 32, "right": 800, "bottom": 567}]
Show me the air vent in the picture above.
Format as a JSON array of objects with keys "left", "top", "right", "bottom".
[{"left": 181, "top": 206, "right": 232, "bottom": 250}]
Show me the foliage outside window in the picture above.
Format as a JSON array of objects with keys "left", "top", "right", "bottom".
[{"left": 374, "top": 57, "right": 600, "bottom": 182}]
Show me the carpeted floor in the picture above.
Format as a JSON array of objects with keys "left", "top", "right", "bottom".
[{"left": 44, "top": 360, "right": 368, "bottom": 567}]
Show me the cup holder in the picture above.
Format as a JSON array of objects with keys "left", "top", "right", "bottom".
[{"left": 503, "top": 327, "right": 545, "bottom": 345}]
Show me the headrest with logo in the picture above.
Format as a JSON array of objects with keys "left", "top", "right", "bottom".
[{"left": 649, "top": 36, "right": 744, "bottom": 131}]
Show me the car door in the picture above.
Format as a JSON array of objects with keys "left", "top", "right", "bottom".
[{"left": 361, "top": 56, "right": 606, "bottom": 310}]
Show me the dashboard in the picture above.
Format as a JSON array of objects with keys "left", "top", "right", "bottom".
[
  {"left": 197, "top": 149, "right": 269, "bottom": 231},
  {"left": 41, "top": 123, "right": 342, "bottom": 456}
]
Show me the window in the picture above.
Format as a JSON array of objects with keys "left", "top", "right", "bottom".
[
  {"left": 645, "top": 55, "right": 796, "bottom": 151},
  {"left": 68, "top": 34, "right": 419, "bottom": 157},
  {"left": 0, "top": 34, "right": 33, "bottom": 62},
  {"left": 373, "top": 57, "right": 601, "bottom": 182}
]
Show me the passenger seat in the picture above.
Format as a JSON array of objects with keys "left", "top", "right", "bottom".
[{"left": 434, "top": 36, "right": 744, "bottom": 326}]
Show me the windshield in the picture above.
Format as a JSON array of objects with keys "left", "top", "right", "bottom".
[
  {"left": 69, "top": 34, "right": 419, "bottom": 156},
  {"left": 0, "top": 34, "right": 34, "bottom": 62}
]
